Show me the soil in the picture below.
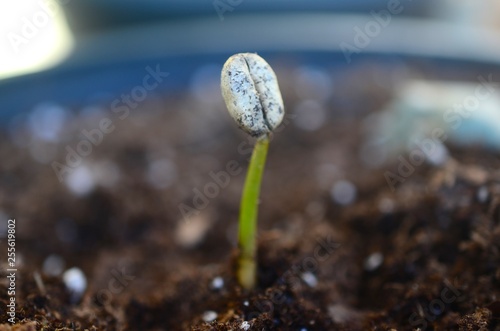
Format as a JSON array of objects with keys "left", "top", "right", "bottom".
[{"left": 0, "top": 58, "right": 499, "bottom": 330}]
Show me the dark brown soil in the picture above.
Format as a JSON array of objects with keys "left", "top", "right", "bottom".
[{"left": 0, "top": 59, "right": 499, "bottom": 330}]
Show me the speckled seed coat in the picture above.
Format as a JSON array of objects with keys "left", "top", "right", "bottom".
[{"left": 221, "top": 53, "right": 285, "bottom": 138}]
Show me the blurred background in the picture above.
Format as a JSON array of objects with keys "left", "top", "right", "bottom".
[
  {"left": 2, "top": 0, "right": 500, "bottom": 195},
  {"left": 2, "top": 0, "right": 500, "bottom": 114}
]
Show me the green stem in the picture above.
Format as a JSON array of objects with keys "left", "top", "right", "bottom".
[{"left": 237, "top": 135, "right": 269, "bottom": 290}]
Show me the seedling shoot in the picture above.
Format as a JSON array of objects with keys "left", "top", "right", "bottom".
[{"left": 221, "top": 53, "right": 284, "bottom": 289}]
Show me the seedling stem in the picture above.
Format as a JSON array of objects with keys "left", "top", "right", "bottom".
[{"left": 237, "top": 135, "right": 269, "bottom": 289}]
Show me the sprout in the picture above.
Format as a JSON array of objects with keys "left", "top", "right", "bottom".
[{"left": 221, "top": 53, "right": 284, "bottom": 289}]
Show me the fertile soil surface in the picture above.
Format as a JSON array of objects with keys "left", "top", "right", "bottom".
[{"left": 0, "top": 58, "right": 499, "bottom": 330}]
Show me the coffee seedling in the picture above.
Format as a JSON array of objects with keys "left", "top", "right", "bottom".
[{"left": 221, "top": 53, "right": 284, "bottom": 289}]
